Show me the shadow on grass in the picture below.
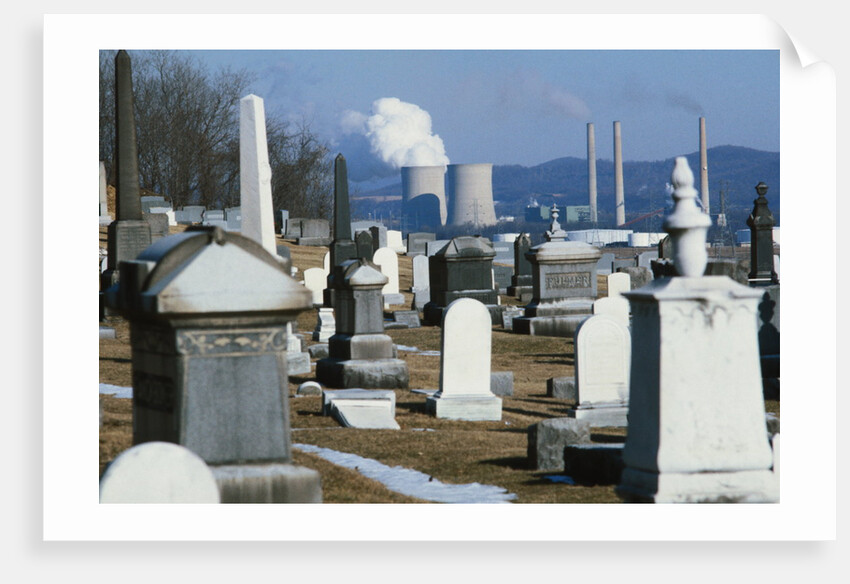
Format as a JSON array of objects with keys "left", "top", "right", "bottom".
[
  {"left": 479, "top": 456, "right": 530, "bottom": 470},
  {"left": 590, "top": 432, "right": 627, "bottom": 443},
  {"left": 99, "top": 356, "right": 131, "bottom": 364}
]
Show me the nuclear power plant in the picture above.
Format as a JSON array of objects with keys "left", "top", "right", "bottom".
[
  {"left": 401, "top": 165, "right": 447, "bottom": 229},
  {"left": 446, "top": 163, "right": 497, "bottom": 228}
]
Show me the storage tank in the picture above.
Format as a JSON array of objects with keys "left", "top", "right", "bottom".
[
  {"left": 401, "top": 165, "right": 447, "bottom": 229},
  {"left": 446, "top": 163, "right": 497, "bottom": 228}
]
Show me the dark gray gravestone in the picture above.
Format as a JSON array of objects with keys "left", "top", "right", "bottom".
[
  {"left": 492, "top": 264, "right": 513, "bottom": 294},
  {"left": 180, "top": 206, "right": 205, "bottom": 224},
  {"left": 284, "top": 217, "right": 304, "bottom": 239},
  {"left": 329, "top": 154, "right": 357, "bottom": 267},
  {"left": 102, "top": 226, "right": 321, "bottom": 503},
  {"left": 369, "top": 225, "right": 388, "bottom": 252},
  {"left": 616, "top": 266, "right": 653, "bottom": 289},
  {"left": 746, "top": 182, "right": 779, "bottom": 286},
  {"left": 297, "top": 218, "right": 332, "bottom": 246},
  {"left": 657, "top": 235, "right": 673, "bottom": 259},
  {"left": 595, "top": 252, "right": 615, "bottom": 275},
  {"left": 101, "top": 50, "right": 151, "bottom": 291},
  {"left": 144, "top": 212, "right": 169, "bottom": 243},
  {"left": 611, "top": 258, "right": 635, "bottom": 272},
  {"left": 355, "top": 230, "right": 374, "bottom": 261}
]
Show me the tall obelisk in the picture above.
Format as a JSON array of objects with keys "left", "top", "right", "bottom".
[
  {"left": 613, "top": 121, "right": 625, "bottom": 227},
  {"left": 102, "top": 50, "right": 151, "bottom": 291},
  {"left": 587, "top": 123, "right": 598, "bottom": 224},
  {"left": 324, "top": 153, "right": 358, "bottom": 308},
  {"left": 699, "top": 117, "right": 710, "bottom": 215}
]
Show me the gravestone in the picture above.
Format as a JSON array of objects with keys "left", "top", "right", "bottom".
[
  {"left": 239, "top": 94, "right": 277, "bottom": 254},
  {"left": 316, "top": 260, "right": 409, "bottom": 389},
  {"left": 507, "top": 233, "right": 533, "bottom": 302},
  {"left": 369, "top": 225, "right": 388, "bottom": 252},
  {"left": 592, "top": 296, "right": 630, "bottom": 328},
  {"left": 373, "top": 246, "right": 402, "bottom": 305},
  {"left": 144, "top": 213, "right": 169, "bottom": 244},
  {"left": 149, "top": 206, "right": 176, "bottom": 227},
  {"left": 617, "top": 157, "right": 777, "bottom": 503},
  {"left": 657, "top": 234, "right": 673, "bottom": 259},
  {"left": 425, "top": 239, "right": 451, "bottom": 257},
  {"left": 387, "top": 229, "right": 405, "bottom": 253},
  {"left": 322, "top": 388, "right": 400, "bottom": 430},
  {"left": 101, "top": 50, "right": 152, "bottom": 291},
  {"left": 99, "top": 442, "right": 220, "bottom": 503},
  {"left": 103, "top": 226, "right": 321, "bottom": 503},
  {"left": 284, "top": 217, "right": 304, "bottom": 239},
  {"left": 492, "top": 264, "right": 513, "bottom": 294},
  {"left": 411, "top": 254, "right": 429, "bottom": 292},
  {"left": 275, "top": 244, "right": 292, "bottom": 275},
  {"left": 565, "top": 314, "right": 631, "bottom": 427},
  {"left": 203, "top": 209, "right": 225, "bottom": 223},
  {"left": 423, "top": 236, "right": 502, "bottom": 326},
  {"left": 278, "top": 209, "right": 289, "bottom": 235},
  {"left": 512, "top": 221, "right": 602, "bottom": 338},
  {"left": 425, "top": 298, "right": 502, "bottom": 421},
  {"left": 500, "top": 305, "right": 524, "bottom": 330},
  {"left": 611, "top": 258, "right": 634, "bottom": 272},
  {"left": 527, "top": 418, "right": 592, "bottom": 471},
  {"left": 606, "top": 272, "right": 631, "bottom": 297},
  {"left": 140, "top": 195, "right": 168, "bottom": 214},
  {"left": 285, "top": 321, "right": 310, "bottom": 376},
  {"left": 393, "top": 310, "right": 421, "bottom": 328},
  {"left": 328, "top": 154, "right": 358, "bottom": 268},
  {"left": 490, "top": 371, "right": 514, "bottom": 397},
  {"left": 296, "top": 380, "right": 323, "bottom": 397},
  {"left": 355, "top": 230, "right": 374, "bottom": 261},
  {"left": 312, "top": 307, "right": 336, "bottom": 342},
  {"left": 302, "top": 267, "right": 326, "bottom": 306},
  {"left": 637, "top": 251, "right": 658, "bottom": 269},
  {"left": 616, "top": 266, "right": 653, "bottom": 290},
  {"left": 406, "top": 232, "right": 435, "bottom": 256},
  {"left": 746, "top": 182, "right": 779, "bottom": 286},
  {"left": 595, "top": 252, "right": 615, "bottom": 275},
  {"left": 297, "top": 218, "right": 332, "bottom": 246},
  {"left": 180, "top": 206, "right": 206, "bottom": 224},
  {"left": 225, "top": 207, "right": 242, "bottom": 232},
  {"left": 757, "top": 284, "right": 780, "bottom": 398}
]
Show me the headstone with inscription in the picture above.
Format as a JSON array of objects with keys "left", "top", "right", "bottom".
[
  {"left": 103, "top": 225, "right": 321, "bottom": 503},
  {"left": 512, "top": 209, "right": 602, "bottom": 338},
  {"left": 101, "top": 50, "right": 152, "bottom": 291},
  {"left": 297, "top": 218, "right": 332, "bottom": 246},
  {"left": 143, "top": 212, "right": 169, "bottom": 243},
  {"left": 423, "top": 235, "right": 502, "bottom": 326},
  {"left": 355, "top": 230, "right": 374, "bottom": 261}
]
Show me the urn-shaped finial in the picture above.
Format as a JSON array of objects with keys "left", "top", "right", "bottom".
[{"left": 663, "top": 157, "right": 712, "bottom": 277}]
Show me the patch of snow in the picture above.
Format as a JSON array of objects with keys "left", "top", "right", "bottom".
[
  {"left": 99, "top": 383, "right": 133, "bottom": 399},
  {"left": 292, "top": 443, "right": 516, "bottom": 504},
  {"left": 395, "top": 345, "right": 440, "bottom": 356}
]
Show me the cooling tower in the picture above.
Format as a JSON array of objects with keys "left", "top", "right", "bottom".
[
  {"left": 401, "top": 165, "right": 447, "bottom": 229},
  {"left": 446, "top": 163, "right": 497, "bottom": 228}
]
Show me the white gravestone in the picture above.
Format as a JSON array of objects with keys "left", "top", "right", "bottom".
[
  {"left": 99, "top": 160, "right": 111, "bottom": 224},
  {"left": 99, "top": 442, "right": 220, "bottom": 503},
  {"left": 567, "top": 314, "right": 630, "bottom": 427},
  {"left": 606, "top": 271, "right": 631, "bottom": 297},
  {"left": 322, "top": 251, "right": 331, "bottom": 276},
  {"left": 616, "top": 157, "right": 777, "bottom": 503},
  {"left": 387, "top": 229, "right": 405, "bottom": 253},
  {"left": 302, "top": 267, "right": 326, "bottom": 306},
  {"left": 312, "top": 307, "right": 336, "bottom": 342},
  {"left": 592, "top": 296, "right": 630, "bottom": 329},
  {"left": 373, "top": 247, "right": 400, "bottom": 295},
  {"left": 425, "top": 298, "right": 502, "bottom": 421},
  {"left": 412, "top": 254, "right": 429, "bottom": 292},
  {"left": 239, "top": 94, "right": 277, "bottom": 255}
]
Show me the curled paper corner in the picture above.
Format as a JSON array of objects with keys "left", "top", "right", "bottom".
[{"left": 764, "top": 15, "right": 831, "bottom": 71}]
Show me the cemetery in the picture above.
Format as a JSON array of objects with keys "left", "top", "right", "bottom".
[{"left": 98, "top": 51, "right": 780, "bottom": 504}]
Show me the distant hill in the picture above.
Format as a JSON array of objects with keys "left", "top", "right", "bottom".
[{"left": 352, "top": 145, "right": 780, "bottom": 234}]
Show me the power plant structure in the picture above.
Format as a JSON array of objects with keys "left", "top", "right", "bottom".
[
  {"left": 699, "top": 116, "right": 710, "bottom": 215},
  {"left": 446, "top": 163, "right": 497, "bottom": 228},
  {"left": 587, "top": 122, "right": 598, "bottom": 224},
  {"left": 401, "top": 165, "right": 448, "bottom": 230},
  {"left": 613, "top": 120, "right": 625, "bottom": 227}
]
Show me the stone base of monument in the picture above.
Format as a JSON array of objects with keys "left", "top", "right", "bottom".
[
  {"left": 616, "top": 467, "right": 779, "bottom": 503},
  {"left": 296, "top": 236, "right": 332, "bottom": 246},
  {"left": 307, "top": 343, "right": 329, "bottom": 360},
  {"left": 323, "top": 388, "right": 399, "bottom": 430},
  {"left": 423, "top": 302, "right": 506, "bottom": 326},
  {"left": 99, "top": 326, "right": 116, "bottom": 340},
  {"left": 425, "top": 393, "right": 502, "bottom": 421},
  {"left": 506, "top": 285, "right": 533, "bottom": 304},
  {"left": 563, "top": 443, "right": 625, "bottom": 485},
  {"left": 527, "top": 417, "right": 591, "bottom": 471},
  {"left": 316, "top": 358, "right": 409, "bottom": 389},
  {"left": 512, "top": 313, "right": 590, "bottom": 337},
  {"left": 211, "top": 463, "right": 322, "bottom": 503},
  {"left": 566, "top": 402, "right": 629, "bottom": 427}
]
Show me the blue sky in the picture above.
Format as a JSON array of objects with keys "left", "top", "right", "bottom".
[{"left": 184, "top": 49, "right": 779, "bottom": 184}]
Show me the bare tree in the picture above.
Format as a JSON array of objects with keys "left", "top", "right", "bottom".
[{"left": 99, "top": 50, "right": 333, "bottom": 219}]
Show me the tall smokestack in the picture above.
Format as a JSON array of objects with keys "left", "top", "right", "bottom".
[
  {"left": 699, "top": 116, "right": 710, "bottom": 215},
  {"left": 587, "top": 123, "right": 597, "bottom": 224},
  {"left": 613, "top": 121, "right": 625, "bottom": 227},
  {"left": 446, "top": 163, "right": 497, "bottom": 228}
]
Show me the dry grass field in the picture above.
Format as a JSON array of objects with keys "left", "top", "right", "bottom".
[{"left": 98, "top": 225, "right": 779, "bottom": 504}]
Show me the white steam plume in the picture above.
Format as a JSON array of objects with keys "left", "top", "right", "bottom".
[{"left": 339, "top": 97, "right": 450, "bottom": 182}]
